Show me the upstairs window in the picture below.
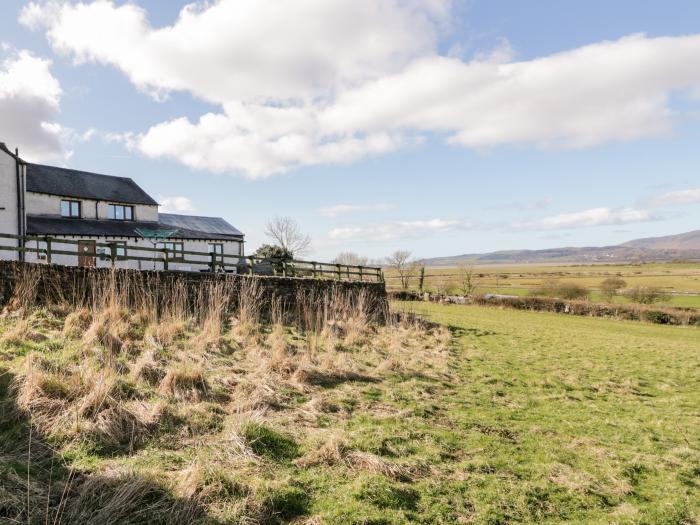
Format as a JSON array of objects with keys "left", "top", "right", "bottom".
[
  {"left": 61, "top": 200, "right": 81, "bottom": 218},
  {"left": 108, "top": 204, "right": 134, "bottom": 220}
]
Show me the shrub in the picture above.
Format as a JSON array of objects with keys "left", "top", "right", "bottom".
[
  {"left": 600, "top": 277, "right": 627, "bottom": 301},
  {"left": 625, "top": 286, "right": 670, "bottom": 305},
  {"left": 531, "top": 279, "right": 590, "bottom": 300}
]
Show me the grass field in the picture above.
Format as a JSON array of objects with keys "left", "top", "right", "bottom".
[
  {"left": 384, "top": 261, "right": 700, "bottom": 308},
  {"left": 1, "top": 288, "right": 698, "bottom": 523},
  {"left": 391, "top": 301, "right": 700, "bottom": 524}
]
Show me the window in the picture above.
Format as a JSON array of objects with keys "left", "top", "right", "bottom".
[
  {"left": 37, "top": 240, "right": 47, "bottom": 260},
  {"left": 156, "top": 242, "right": 184, "bottom": 261},
  {"left": 108, "top": 204, "right": 134, "bottom": 220},
  {"left": 106, "top": 241, "right": 127, "bottom": 258},
  {"left": 61, "top": 200, "right": 81, "bottom": 218},
  {"left": 208, "top": 243, "right": 224, "bottom": 266}
]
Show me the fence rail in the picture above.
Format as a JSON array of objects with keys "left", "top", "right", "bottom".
[{"left": 0, "top": 233, "right": 383, "bottom": 283}]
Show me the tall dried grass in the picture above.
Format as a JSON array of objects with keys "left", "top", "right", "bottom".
[{"left": 0, "top": 265, "right": 438, "bottom": 523}]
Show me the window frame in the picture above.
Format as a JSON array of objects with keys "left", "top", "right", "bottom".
[
  {"left": 156, "top": 241, "right": 184, "bottom": 262},
  {"left": 60, "top": 199, "right": 81, "bottom": 218},
  {"left": 208, "top": 243, "right": 224, "bottom": 255},
  {"left": 37, "top": 240, "right": 47, "bottom": 260},
  {"left": 107, "top": 203, "right": 134, "bottom": 221},
  {"left": 106, "top": 241, "right": 127, "bottom": 258}
]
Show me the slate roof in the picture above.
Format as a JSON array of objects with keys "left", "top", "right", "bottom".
[
  {"left": 159, "top": 213, "right": 244, "bottom": 238},
  {"left": 25, "top": 164, "right": 158, "bottom": 206},
  {"left": 27, "top": 216, "right": 244, "bottom": 241}
]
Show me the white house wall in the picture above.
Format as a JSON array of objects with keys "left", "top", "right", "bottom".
[
  {"left": 23, "top": 236, "right": 244, "bottom": 272},
  {"left": 25, "top": 192, "right": 159, "bottom": 221},
  {"left": 0, "top": 149, "right": 19, "bottom": 260}
]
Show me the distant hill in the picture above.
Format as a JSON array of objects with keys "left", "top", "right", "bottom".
[
  {"left": 621, "top": 230, "right": 700, "bottom": 250},
  {"left": 420, "top": 230, "right": 700, "bottom": 267}
]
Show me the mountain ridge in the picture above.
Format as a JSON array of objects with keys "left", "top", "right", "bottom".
[{"left": 419, "top": 229, "right": 700, "bottom": 266}]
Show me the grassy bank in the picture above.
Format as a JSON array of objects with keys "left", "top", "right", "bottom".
[{"left": 1, "top": 288, "right": 698, "bottom": 523}]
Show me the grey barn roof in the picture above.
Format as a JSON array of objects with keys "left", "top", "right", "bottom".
[
  {"left": 159, "top": 213, "right": 244, "bottom": 238},
  {"left": 25, "top": 164, "right": 158, "bottom": 206},
  {"left": 27, "top": 216, "right": 244, "bottom": 241}
]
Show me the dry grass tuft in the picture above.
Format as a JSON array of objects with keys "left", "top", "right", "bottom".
[
  {"left": 146, "top": 317, "right": 188, "bottom": 347},
  {"left": 63, "top": 307, "right": 92, "bottom": 338},
  {"left": 83, "top": 305, "right": 129, "bottom": 356},
  {"left": 293, "top": 435, "right": 347, "bottom": 468},
  {"left": 293, "top": 437, "right": 412, "bottom": 481},
  {"left": 346, "top": 451, "right": 412, "bottom": 481},
  {"left": 59, "top": 471, "right": 204, "bottom": 524},
  {"left": 130, "top": 350, "right": 164, "bottom": 385},
  {"left": 160, "top": 361, "right": 209, "bottom": 401},
  {"left": 0, "top": 319, "right": 46, "bottom": 346}
]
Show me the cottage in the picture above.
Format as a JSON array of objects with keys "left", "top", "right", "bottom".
[{"left": 0, "top": 143, "right": 244, "bottom": 271}]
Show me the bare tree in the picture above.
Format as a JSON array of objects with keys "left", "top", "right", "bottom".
[
  {"left": 386, "top": 250, "right": 413, "bottom": 290},
  {"left": 458, "top": 264, "right": 479, "bottom": 297},
  {"left": 265, "top": 216, "right": 311, "bottom": 257},
  {"left": 333, "top": 252, "right": 369, "bottom": 266}
]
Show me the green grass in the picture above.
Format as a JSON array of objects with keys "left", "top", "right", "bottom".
[
  {"left": 2, "top": 304, "right": 699, "bottom": 523},
  {"left": 382, "top": 301, "right": 700, "bottom": 523}
]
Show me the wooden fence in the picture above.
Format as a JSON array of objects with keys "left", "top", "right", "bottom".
[{"left": 0, "top": 233, "right": 383, "bottom": 283}]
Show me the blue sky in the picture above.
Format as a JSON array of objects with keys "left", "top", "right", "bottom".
[{"left": 1, "top": 0, "right": 699, "bottom": 260}]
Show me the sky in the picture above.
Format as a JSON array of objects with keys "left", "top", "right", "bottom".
[{"left": 1, "top": 0, "right": 700, "bottom": 261}]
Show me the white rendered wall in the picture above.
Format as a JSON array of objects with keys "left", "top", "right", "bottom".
[
  {"left": 23, "top": 236, "right": 244, "bottom": 272},
  {"left": 26, "top": 192, "right": 158, "bottom": 222},
  {"left": 0, "top": 150, "right": 19, "bottom": 260}
]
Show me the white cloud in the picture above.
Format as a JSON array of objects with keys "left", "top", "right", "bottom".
[
  {"left": 328, "top": 218, "right": 475, "bottom": 241},
  {"left": 649, "top": 188, "right": 700, "bottom": 207},
  {"left": 513, "top": 207, "right": 655, "bottom": 231},
  {"left": 158, "top": 196, "right": 196, "bottom": 213},
  {"left": 322, "top": 33, "right": 700, "bottom": 149},
  {"left": 23, "top": 1, "right": 700, "bottom": 176},
  {"left": 0, "top": 50, "right": 67, "bottom": 162},
  {"left": 318, "top": 203, "right": 395, "bottom": 217},
  {"left": 22, "top": 0, "right": 442, "bottom": 102},
  {"left": 137, "top": 107, "right": 404, "bottom": 176}
]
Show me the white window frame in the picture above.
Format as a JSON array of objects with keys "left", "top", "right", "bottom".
[
  {"left": 61, "top": 200, "right": 81, "bottom": 218},
  {"left": 156, "top": 241, "right": 184, "bottom": 261},
  {"left": 108, "top": 204, "right": 134, "bottom": 221}
]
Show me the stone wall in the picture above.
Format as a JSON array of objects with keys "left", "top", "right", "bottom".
[{"left": 0, "top": 261, "right": 387, "bottom": 321}]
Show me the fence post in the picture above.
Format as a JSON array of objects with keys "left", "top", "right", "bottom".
[
  {"left": 209, "top": 252, "right": 216, "bottom": 273},
  {"left": 282, "top": 260, "right": 287, "bottom": 277},
  {"left": 163, "top": 249, "right": 169, "bottom": 271},
  {"left": 109, "top": 242, "right": 117, "bottom": 269},
  {"left": 359, "top": 266, "right": 363, "bottom": 282},
  {"left": 44, "top": 236, "right": 52, "bottom": 264},
  {"left": 312, "top": 262, "right": 317, "bottom": 278},
  {"left": 337, "top": 264, "right": 342, "bottom": 280},
  {"left": 419, "top": 266, "right": 425, "bottom": 293}
]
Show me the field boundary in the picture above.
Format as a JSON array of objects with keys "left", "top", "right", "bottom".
[
  {"left": 0, "top": 261, "right": 388, "bottom": 318},
  {"left": 390, "top": 291, "right": 700, "bottom": 326}
]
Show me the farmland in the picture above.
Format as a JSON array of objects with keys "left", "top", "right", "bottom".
[{"left": 384, "top": 261, "right": 700, "bottom": 308}]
